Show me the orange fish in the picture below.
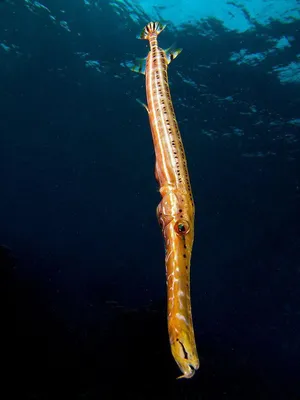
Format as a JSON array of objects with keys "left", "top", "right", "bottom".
[{"left": 131, "top": 22, "right": 199, "bottom": 379}]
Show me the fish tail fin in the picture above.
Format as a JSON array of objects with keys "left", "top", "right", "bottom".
[{"left": 138, "top": 21, "right": 166, "bottom": 40}]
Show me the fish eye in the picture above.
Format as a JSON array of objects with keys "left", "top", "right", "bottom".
[{"left": 174, "top": 219, "right": 190, "bottom": 235}]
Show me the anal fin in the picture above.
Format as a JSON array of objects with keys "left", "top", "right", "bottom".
[{"left": 126, "top": 57, "right": 146, "bottom": 75}]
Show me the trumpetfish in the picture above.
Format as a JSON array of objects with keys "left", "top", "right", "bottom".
[{"left": 130, "top": 22, "right": 199, "bottom": 379}]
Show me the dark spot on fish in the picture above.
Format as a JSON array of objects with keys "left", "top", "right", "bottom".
[{"left": 179, "top": 340, "right": 189, "bottom": 360}]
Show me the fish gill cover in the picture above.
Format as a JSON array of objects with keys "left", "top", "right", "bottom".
[{"left": 0, "top": 0, "right": 300, "bottom": 399}]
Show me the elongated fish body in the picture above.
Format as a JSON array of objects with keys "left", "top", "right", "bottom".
[{"left": 132, "top": 22, "right": 199, "bottom": 378}]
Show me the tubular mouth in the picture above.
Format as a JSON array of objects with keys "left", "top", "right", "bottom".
[
  {"left": 177, "top": 364, "right": 196, "bottom": 380},
  {"left": 171, "top": 337, "right": 199, "bottom": 379}
]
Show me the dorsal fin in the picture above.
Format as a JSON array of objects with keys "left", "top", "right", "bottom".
[{"left": 165, "top": 43, "right": 182, "bottom": 64}]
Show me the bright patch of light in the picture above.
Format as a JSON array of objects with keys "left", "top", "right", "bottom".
[{"left": 109, "top": 0, "right": 300, "bottom": 32}]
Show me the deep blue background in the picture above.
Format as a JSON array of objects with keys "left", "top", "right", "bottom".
[{"left": 0, "top": 1, "right": 300, "bottom": 398}]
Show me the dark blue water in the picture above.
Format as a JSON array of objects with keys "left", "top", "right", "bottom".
[{"left": 1, "top": 1, "right": 299, "bottom": 398}]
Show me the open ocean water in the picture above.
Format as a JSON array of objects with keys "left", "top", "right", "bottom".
[{"left": 0, "top": 0, "right": 300, "bottom": 398}]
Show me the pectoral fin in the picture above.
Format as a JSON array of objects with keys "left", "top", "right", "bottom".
[{"left": 136, "top": 98, "right": 149, "bottom": 113}]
